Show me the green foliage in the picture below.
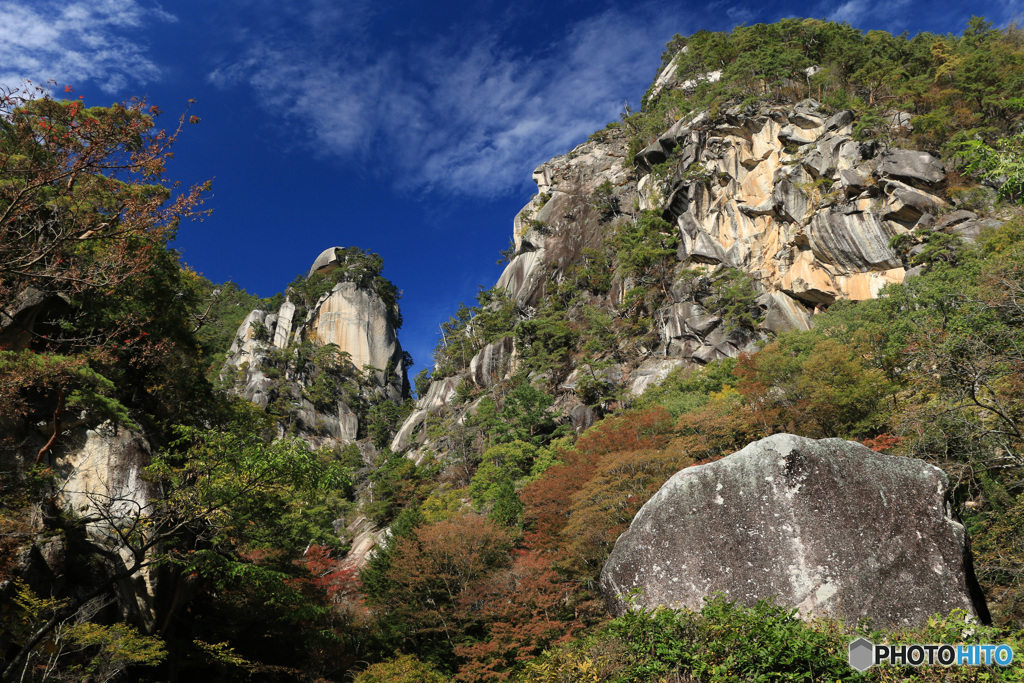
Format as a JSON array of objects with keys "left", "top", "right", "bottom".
[
  {"left": 497, "top": 237, "right": 517, "bottom": 265},
  {"left": 515, "top": 314, "right": 577, "bottom": 376},
  {"left": 354, "top": 654, "right": 450, "bottom": 683},
  {"left": 629, "top": 18, "right": 1024, "bottom": 168},
  {"left": 364, "top": 449, "right": 429, "bottom": 526},
  {"left": 525, "top": 596, "right": 1023, "bottom": 683},
  {"left": 414, "top": 367, "right": 432, "bottom": 398},
  {"left": 420, "top": 488, "right": 468, "bottom": 523},
  {"left": 565, "top": 248, "right": 614, "bottom": 295},
  {"left": 288, "top": 246, "right": 403, "bottom": 329},
  {"left": 0, "top": 350, "right": 136, "bottom": 430},
  {"left": 575, "top": 360, "right": 620, "bottom": 407},
  {"left": 360, "top": 505, "right": 425, "bottom": 603},
  {"left": 433, "top": 287, "right": 519, "bottom": 379},
  {"left": 909, "top": 230, "right": 964, "bottom": 268},
  {"left": 469, "top": 441, "right": 543, "bottom": 508},
  {"left": 606, "top": 595, "right": 853, "bottom": 683},
  {"left": 4, "top": 581, "right": 167, "bottom": 681},
  {"left": 590, "top": 180, "right": 619, "bottom": 218},
  {"left": 367, "top": 399, "right": 407, "bottom": 450},
  {"left": 296, "top": 343, "right": 361, "bottom": 411},
  {"left": 612, "top": 211, "right": 679, "bottom": 283},
  {"left": 64, "top": 622, "right": 168, "bottom": 679},
  {"left": 956, "top": 130, "right": 1024, "bottom": 202},
  {"left": 492, "top": 377, "right": 569, "bottom": 446},
  {"left": 153, "top": 410, "right": 351, "bottom": 566},
  {"left": 736, "top": 332, "right": 893, "bottom": 439},
  {"left": 184, "top": 275, "right": 271, "bottom": 378},
  {"left": 700, "top": 267, "right": 763, "bottom": 331},
  {"left": 635, "top": 358, "right": 738, "bottom": 417}
]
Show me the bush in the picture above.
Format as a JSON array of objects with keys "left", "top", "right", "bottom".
[{"left": 354, "top": 654, "right": 450, "bottom": 683}]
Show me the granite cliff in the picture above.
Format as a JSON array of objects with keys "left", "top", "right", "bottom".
[
  {"left": 223, "top": 246, "right": 408, "bottom": 445},
  {"left": 391, "top": 91, "right": 989, "bottom": 460}
]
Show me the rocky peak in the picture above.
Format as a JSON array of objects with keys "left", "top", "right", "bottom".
[
  {"left": 223, "top": 247, "right": 407, "bottom": 445},
  {"left": 391, "top": 97, "right": 991, "bottom": 457}
]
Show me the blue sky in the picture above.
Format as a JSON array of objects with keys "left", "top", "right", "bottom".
[{"left": 2, "top": 0, "right": 1021, "bottom": 377}]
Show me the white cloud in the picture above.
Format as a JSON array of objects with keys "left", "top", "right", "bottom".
[
  {"left": 825, "top": 0, "right": 920, "bottom": 25},
  {"left": 829, "top": 0, "right": 870, "bottom": 24},
  {"left": 0, "top": 0, "right": 171, "bottom": 93},
  {"left": 211, "top": 5, "right": 681, "bottom": 197}
]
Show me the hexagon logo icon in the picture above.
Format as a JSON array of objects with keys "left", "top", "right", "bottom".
[{"left": 848, "top": 638, "right": 875, "bottom": 671}]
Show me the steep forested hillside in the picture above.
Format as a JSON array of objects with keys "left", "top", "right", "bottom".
[{"left": 3, "top": 16, "right": 1024, "bottom": 683}]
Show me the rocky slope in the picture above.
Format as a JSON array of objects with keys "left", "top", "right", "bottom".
[{"left": 391, "top": 91, "right": 987, "bottom": 461}]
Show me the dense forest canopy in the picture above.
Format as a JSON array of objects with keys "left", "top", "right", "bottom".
[{"left": 3, "top": 16, "right": 1024, "bottom": 683}]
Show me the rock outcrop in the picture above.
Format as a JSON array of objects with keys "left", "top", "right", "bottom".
[
  {"left": 496, "top": 99, "right": 945, "bottom": 357},
  {"left": 391, "top": 99, "right": 986, "bottom": 463},
  {"left": 633, "top": 100, "right": 943, "bottom": 317},
  {"left": 223, "top": 248, "right": 407, "bottom": 444},
  {"left": 2, "top": 425, "right": 162, "bottom": 633},
  {"left": 600, "top": 434, "right": 988, "bottom": 628},
  {"left": 56, "top": 425, "right": 159, "bottom": 629}
]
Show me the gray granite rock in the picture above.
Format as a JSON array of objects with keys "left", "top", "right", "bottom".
[
  {"left": 600, "top": 434, "right": 989, "bottom": 627},
  {"left": 877, "top": 149, "right": 945, "bottom": 187}
]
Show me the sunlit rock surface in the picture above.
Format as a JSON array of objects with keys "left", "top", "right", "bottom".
[
  {"left": 392, "top": 100, "right": 970, "bottom": 459},
  {"left": 223, "top": 248, "right": 407, "bottom": 444},
  {"left": 600, "top": 434, "right": 989, "bottom": 628}
]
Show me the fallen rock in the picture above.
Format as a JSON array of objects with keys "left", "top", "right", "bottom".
[{"left": 600, "top": 433, "right": 988, "bottom": 628}]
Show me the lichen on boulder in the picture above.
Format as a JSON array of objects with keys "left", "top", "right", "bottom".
[{"left": 600, "top": 433, "right": 989, "bottom": 628}]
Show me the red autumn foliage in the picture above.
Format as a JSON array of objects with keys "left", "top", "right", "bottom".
[
  {"left": 300, "top": 544, "right": 365, "bottom": 612},
  {"left": 520, "top": 406, "right": 675, "bottom": 547},
  {"left": 383, "top": 514, "right": 514, "bottom": 643},
  {"left": 454, "top": 549, "right": 599, "bottom": 682},
  {"left": 862, "top": 433, "right": 903, "bottom": 453}
]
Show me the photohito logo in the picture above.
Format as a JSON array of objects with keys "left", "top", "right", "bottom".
[{"left": 848, "top": 638, "right": 1015, "bottom": 671}]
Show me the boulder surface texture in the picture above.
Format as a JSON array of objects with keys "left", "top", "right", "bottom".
[{"left": 600, "top": 433, "right": 988, "bottom": 628}]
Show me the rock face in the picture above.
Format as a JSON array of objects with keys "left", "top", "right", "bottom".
[
  {"left": 307, "top": 281, "right": 401, "bottom": 375},
  {"left": 631, "top": 100, "right": 943, "bottom": 319},
  {"left": 600, "top": 434, "right": 988, "bottom": 628},
  {"left": 497, "top": 99, "right": 943, "bottom": 356},
  {"left": 223, "top": 248, "right": 407, "bottom": 444},
  {"left": 391, "top": 100, "right": 973, "bottom": 460},
  {"left": 56, "top": 426, "right": 159, "bottom": 629}
]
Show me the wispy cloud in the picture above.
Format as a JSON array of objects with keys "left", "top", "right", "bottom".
[
  {"left": 210, "top": 5, "right": 679, "bottom": 197},
  {"left": 825, "top": 0, "right": 916, "bottom": 26},
  {"left": 828, "top": 0, "right": 870, "bottom": 24},
  {"left": 0, "top": 0, "right": 172, "bottom": 93}
]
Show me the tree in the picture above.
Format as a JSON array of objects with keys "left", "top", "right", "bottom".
[
  {"left": 0, "top": 85, "right": 208, "bottom": 342},
  {"left": 0, "top": 87, "right": 211, "bottom": 458},
  {"left": 957, "top": 130, "right": 1024, "bottom": 203},
  {"left": 354, "top": 654, "right": 451, "bottom": 683},
  {"left": 1, "top": 403, "right": 349, "bottom": 680},
  {"left": 453, "top": 550, "right": 594, "bottom": 682},
  {"left": 377, "top": 514, "right": 513, "bottom": 660}
]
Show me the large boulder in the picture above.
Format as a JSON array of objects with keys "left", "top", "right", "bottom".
[{"left": 600, "top": 434, "right": 988, "bottom": 628}]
